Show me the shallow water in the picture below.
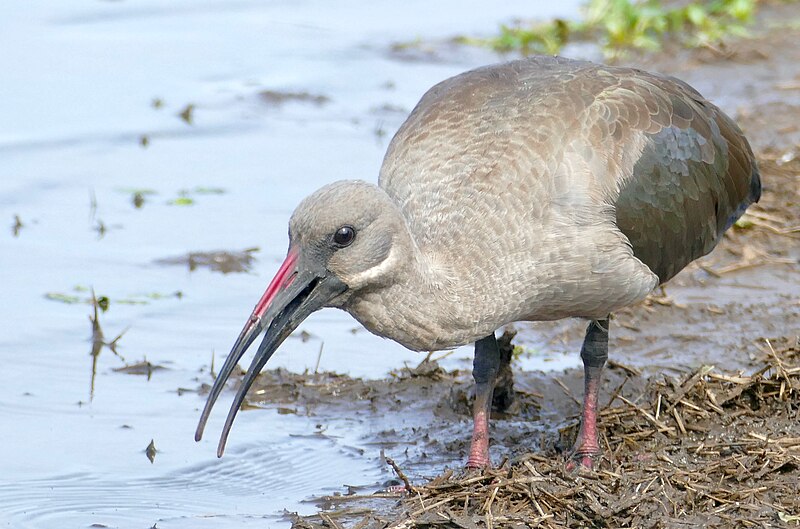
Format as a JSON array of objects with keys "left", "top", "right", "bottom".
[{"left": 0, "top": 1, "right": 588, "bottom": 527}]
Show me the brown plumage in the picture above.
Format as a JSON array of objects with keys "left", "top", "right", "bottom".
[
  {"left": 196, "top": 56, "right": 760, "bottom": 468},
  {"left": 383, "top": 56, "right": 759, "bottom": 286}
]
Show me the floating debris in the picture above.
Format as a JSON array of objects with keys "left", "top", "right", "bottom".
[
  {"left": 88, "top": 290, "right": 127, "bottom": 401},
  {"left": 154, "top": 247, "right": 259, "bottom": 274},
  {"left": 118, "top": 188, "right": 157, "bottom": 210},
  {"left": 45, "top": 287, "right": 182, "bottom": 306},
  {"left": 167, "top": 195, "right": 194, "bottom": 206},
  {"left": 369, "top": 103, "right": 407, "bottom": 115},
  {"left": 145, "top": 439, "right": 157, "bottom": 463},
  {"left": 45, "top": 292, "right": 82, "bottom": 304},
  {"left": 112, "top": 359, "right": 167, "bottom": 380},
  {"left": 259, "top": 90, "right": 330, "bottom": 106},
  {"left": 192, "top": 186, "right": 226, "bottom": 195},
  {"left": 166, "top": 187, "right": 225, "bottom": 206},
  {"left": 11, "top": 215, "right": 23, "bottom": 237},
  {"left": 132, "top": 191, "right": 146, "bottom": 208},
  {"left": 94, "top": 219, "right": 107, "bottom": 239},
  {"left": 177, "top": 103, "right": 195, "bottom": 124}
]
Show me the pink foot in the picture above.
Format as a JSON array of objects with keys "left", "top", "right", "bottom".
[
  {"left": 466, "top": 454, "right": 490, "bottom": 469},
  {"left": 466, "top": 408, "right": 491, "bottom": 469},
  {"left": 565, "top": 450, "right": 598, "bottom": 471},
  {"left": 567, "top": 362, "right": 602, "bottom": 471},
  {"left": 567, "top": 426, "right": 601, "bottom": 471}
]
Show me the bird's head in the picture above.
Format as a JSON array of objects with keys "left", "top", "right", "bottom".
[{"left": 195, "top": 180, "right": 410, "bottom": 456}]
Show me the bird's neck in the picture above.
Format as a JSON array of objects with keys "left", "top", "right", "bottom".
[{"left": 345, "top": 225, "right": 487, "bottom": 351}]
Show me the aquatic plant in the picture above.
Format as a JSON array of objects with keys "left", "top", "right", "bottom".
[
  {"left": 44, "top": 285, "right": 183, "bottom": 306},
  {"left": 464, "top": 0, "right": 756, "bottom": 58}
]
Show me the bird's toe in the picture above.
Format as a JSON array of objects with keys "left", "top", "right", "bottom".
[
  {"left": 465, "top": 456, "right": 491, "bottom": 470},
  {"left": 565, "top": 452, "right": 597, "bottom": 472},
  {"left": 379, "top": 479, "right": 410, "bottom": 495}
]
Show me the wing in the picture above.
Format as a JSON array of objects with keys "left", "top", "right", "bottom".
[
  {"left": 601, "top": 72, "right": 761, "bottom": 282},
  {"left": 379, "top": 57, "right": 760, "bottom": 284}
]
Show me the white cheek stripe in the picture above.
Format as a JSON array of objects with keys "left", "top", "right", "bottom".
[{"left": 346, "top": 242, "right": 400, "bottom": 287}]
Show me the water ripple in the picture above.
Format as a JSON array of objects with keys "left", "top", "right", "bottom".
[{"left": 0, "top": 441, "right": 379, "bottom": 529}]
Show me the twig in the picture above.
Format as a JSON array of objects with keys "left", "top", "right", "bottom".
[
  {"left": 385, "top": 457, "right": 417, "bottom": 494},
  {"left": 314, "top": 341, "right": 325, "bottom": 374},
  {"left": 319, "top": 512, "right": 344, "bottom": 529},
  {"left": 664, "top": 365, "right": 714, "bottom": 413},
  {"left": 552, "top": 378, "right": 581, "bottom": 406},
  {"left": 617, "top": 395, "right": 675, "bottom": 434}
]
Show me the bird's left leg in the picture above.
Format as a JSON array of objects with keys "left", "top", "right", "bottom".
[
  {"left": 569, "top": 318, "right": 609, "bottom": 470},
  {"left": 491, "top": 330, "right": 516, "bottom": 412},
  {"left": 467, "top": 333, "right": 501, "bottom": 469}
]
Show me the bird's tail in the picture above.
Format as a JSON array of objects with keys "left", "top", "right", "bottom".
[{"left": 724, "top": 162, "right": 761, "bottom": 231}]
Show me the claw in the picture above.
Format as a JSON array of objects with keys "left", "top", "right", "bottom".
[{"left": 565, "top": 451, "right": 597, "bottom": 472}]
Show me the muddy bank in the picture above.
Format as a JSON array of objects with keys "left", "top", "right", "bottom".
[
  {"left": 288, "top": 336, "right": 799, "bottom": 529},
  {"left": 201, "top": 332, "right": 609, "bottom": 475},
  {"left": 205, "top": 335, "right": 798, "bottom": 528}
]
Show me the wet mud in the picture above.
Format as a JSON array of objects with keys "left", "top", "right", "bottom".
[
  {"left": 211, "top": 334, "right": 798, "bottom": 528},
  {"left": 292, "top": 337, "right": 799, "bottom": 529}
]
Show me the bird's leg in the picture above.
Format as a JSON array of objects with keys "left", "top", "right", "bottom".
[
  {"left": 491, "top": 330, "right": 516, "bottom": 412},
  {"left": 467, "top": 333, "right": 501, "bottom": 469},
  {"left": 569, "top": 318, "right": 609, "bottom": 470}
]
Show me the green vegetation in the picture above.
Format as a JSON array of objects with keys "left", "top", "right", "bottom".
[
  {"left": 512, "top": 344, "right": 527, "bottom": 361},
  {"left": 458, "top": 0, "right": 756, "bottom": 58},
  {"left": 167, "top": 187, "right": 226, "bottom": 206},
  {"left": 44, "top": 292, "right": 83, "bottom": 304},
  {"left": 11, "top": 214, "right": 23, "bottom": 237},
  {"left": 192, "top": 186, "right": 226, "bottom": 195},
  {"left": 116, "top": 186, "right": 226, "bottom": 207},
  {"left": 167, "top": 195, "right": 195, "bottom": 206},
  {"left": 45, "top": 285, "right": 183, "bottom": 307}
]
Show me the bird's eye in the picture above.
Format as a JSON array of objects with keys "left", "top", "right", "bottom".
[{"left": 332, "top": 225, "right": 356, "bottom": 247}]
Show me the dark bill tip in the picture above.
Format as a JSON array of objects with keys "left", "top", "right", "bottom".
[
  {"left": 194, "top": 249, "right": 299, "bottom": 444},
  {"left": 195, "top": 244, "right": 347, "bottom": 458},
  {"left": 213, "top": 273, "right": 347, "bottom": 457},
  {"left": 194, "top": 316, "right": 264, "bottom": 442}
]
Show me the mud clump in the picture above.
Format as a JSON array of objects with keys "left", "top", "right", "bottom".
[
  {"left": 259, "top": 90, "right": 330, "bottom": 106},
  {"left": 154, "top": 248, "right": 259, "bottom": 273}
]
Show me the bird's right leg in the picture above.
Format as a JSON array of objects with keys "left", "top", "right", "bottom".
[{"left": 467, "top": 333, "right": 501, "bottom": 469}]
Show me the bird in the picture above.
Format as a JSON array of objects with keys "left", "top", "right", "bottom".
[{"left": 195, "top": 56, "right": 760, "bottom": 470}]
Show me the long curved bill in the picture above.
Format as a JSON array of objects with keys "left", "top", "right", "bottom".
[{"left": 194, "top": 247, "right": 346, "bottom": 457}]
